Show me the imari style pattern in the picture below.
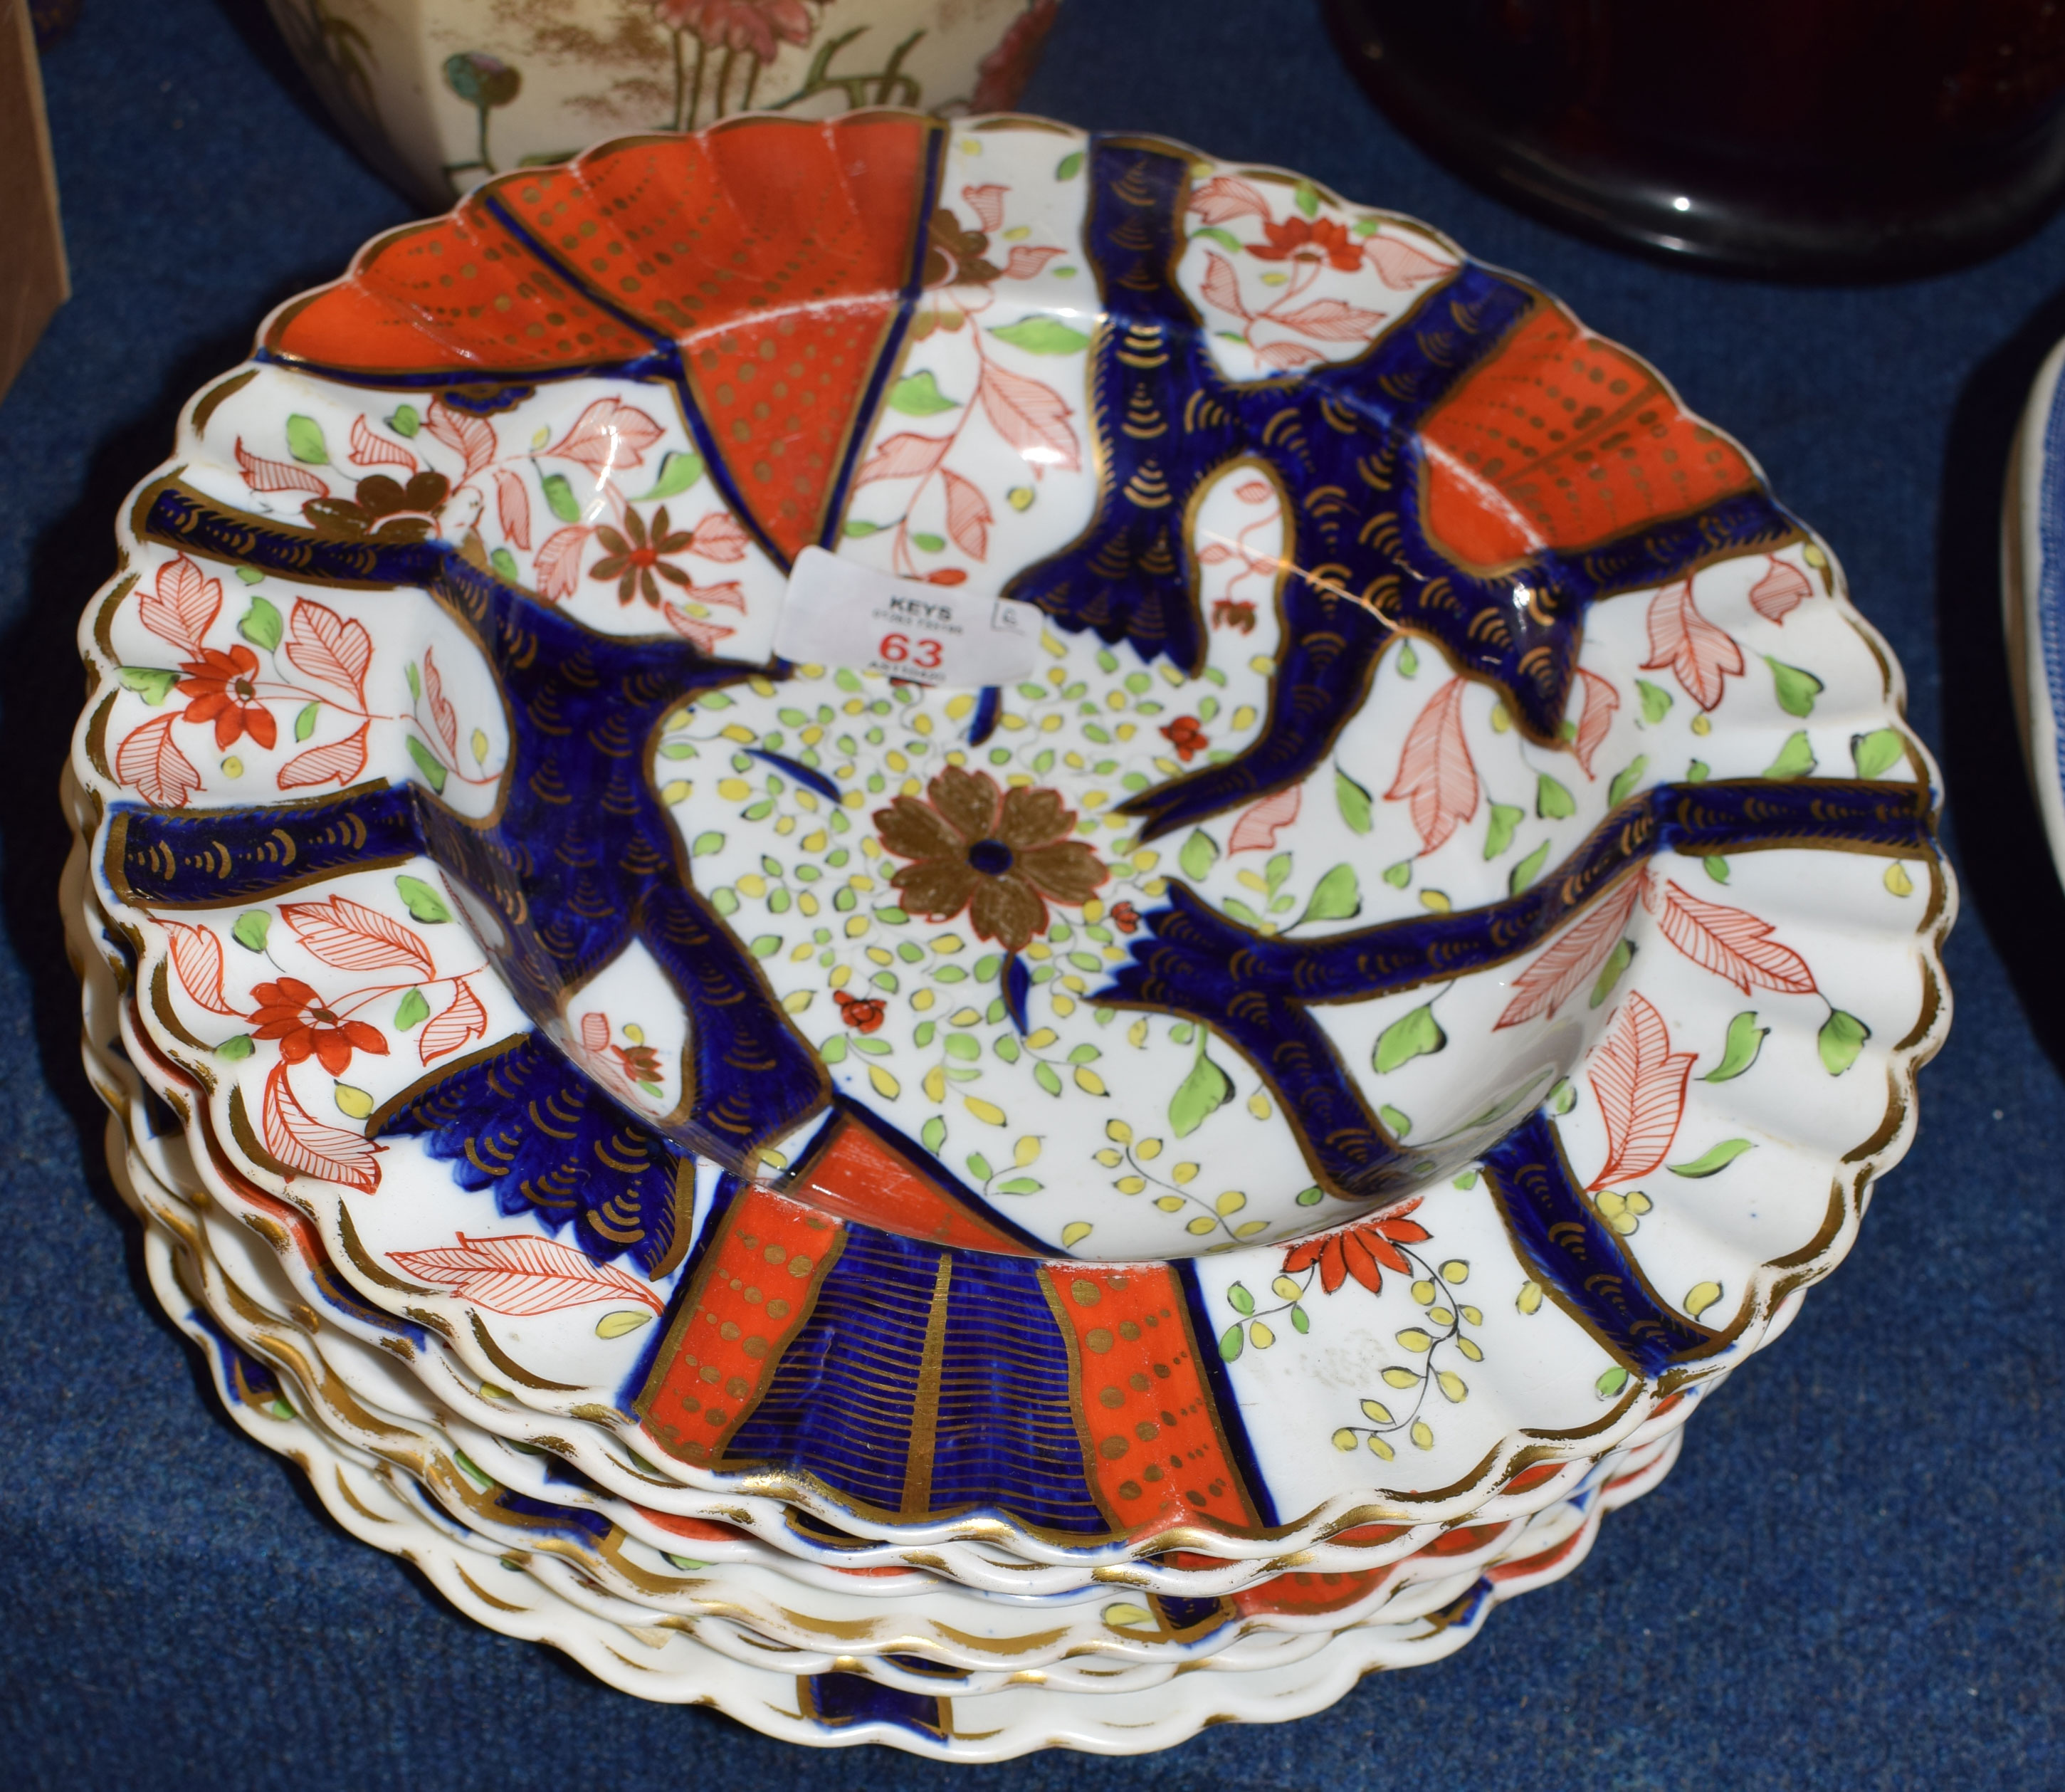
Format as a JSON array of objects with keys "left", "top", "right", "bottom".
[{"left": 73, "top": 116, "right": 1950, "bottom": 1588}]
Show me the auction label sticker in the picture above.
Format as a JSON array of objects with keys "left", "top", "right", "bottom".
[{"left": 772, "top": 547, "right": 1042, "bottom": 688}]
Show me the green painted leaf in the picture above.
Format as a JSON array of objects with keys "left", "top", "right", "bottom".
[
  {"left": 238, "top": 597, "right": 283, "bottom": 651},
  {"left": 285, "top": 414, "right": 329, "bottom": 465},
  {"left": 912, "top": 532, "right": 947, "bottom": 552},
  {"left": 1764, "top": 730, "right": 1816, "bottom": 780},
  {"left": 1170, "top": 1046, "right": 1233, "bottom": 1137},
  {"left": 490, "top": 547, "right": 520, "bottom": 583},
  {"left": 1510, "top": 839, "right": 1550, "bottom": 894},
  {"left": 1219, "top": 1322, "right": 1244, "bottom": 1362},
  {"left": 216, "top": 1034, "right": 255, "bottom": 1061},
  {"left": 995, "top": 1177, "right": 1042, "bottom": 1194},
  {"left": 1378, "top": 1104, "right": 1412, "bottom": 1138},
  {"left": 394, "top": 874, "right": 451, "bottom": 923},
  {"left": 405, "top": 661, "right": 421, "bottom": 702},
  {"left": 749, "top": 934, "right": 780, "bottom": 958},
  {"left": 1818, "top": 1008, "right": 1870, "bottom": 1075},
  {"left": 1597, "top": 1366, "right": 1629, "bottom": 1398},
  {"left": 1066, "top": 1042, "right": 1101, "bottom": 1064},
  {"left": 943, "top": 1032, "right": 980, "bottom": 1061},
  {"left": 1302, "top": 864, "right": 1362, "bottom": 923},
  {"left": 1034, "top": 1060, "right": 1064, "bottom": 1096},
  {"left": 1669, "top": 1138, "right": 1755, "bottom": 1178},
  {"left": 394, "top": 987, "right": 431, "bottom": 1031},
  {"left": 1335, "top": 766, "right": 1374, "bottom": 834},
  {"left": 1373, "top": 1002, "right": 1446, "bottom": 1074},
  {"left": 1636, "top": 678, "right": 1672, "bottom": 725},
  {"left": 118, "top": 667, "right": 179, "bottom": 705},
  {"left": 387, "top": 404, "right": 420, "bottom": 437},
  {"left": 1228, "top": 1282, "right": 1256, "bottom": 1315},
  {"left": 293, "top": 701, "right": 320, "bottom": 741},
  {"left": 636, "top": 450, "right": 704, "bottom": 501},
  {"left": 842, "top": 518, "right": 883, "bottom": 537},
  {"left": 1056, "top": 150, "right": 1084, "bottom": 180},
  {"left": 1536, "top": 773, "right": 1575, "bottom": 819},
  {"left": 231, "top": 911, "right": 270, "bottom": 953},
  {"left": 887, "top": 369, "right": 960, "bottom": 415},
  {"left": 1703, "top": 1011, "right": 1767, "bottom": 1083},
  {"left": 1296, "top": 1184, "right": 1325, "bottom": 1205},
  {"left": 1687, "top": 758, "right": 1711, "bottom": 782},
  {"left": 990, "top": 317, "right": 1092, "bottom": 355},
  {"left": 690, "top": 831, "right": 723, "bottom": 856},
  {"left": 234, "top": 567, "right": 265, "bottom": 585},
  {"left": 1192, "top": 226, "right": 1244, "bottom": 250},
  {"left": 921, "top": 1116, "right": 947, "bottom": 1153},
  {"left": 1607, "top": 755, "right": 1649, "bottom": 807},
  {"left": 1484, "top": 802, "right": 1523, "bottom": 859},
  {"left": 540, "top": 472, "right": 582, "bottom": 523},
  {"left": 1703, "top": 856, "right": 1730, "bottom": 883},
  {"left": 1764, "top": 655, "right": 1824, "bottom": 718},
  {"left": 1294, "top": 179, "right": 1320, "bottom": 218},
  {"left": 1397, "top": 641, "right": 1419, "bottom": 678},
  {"left": 406, "top": 735, "right": 449, "bottom": 793},
  {"left": 1291, "top": 1304, "right": 1310, "bottom": 1333},
  {"left": 1264, "top": 851, "right": 1292, "bottom": 893},
  {"left": 819, "top": 1034, "right": 847, "bottom": 1063},
  {"left": 1588, "top": 938, "right": 1634, "bottom": 1007},
  {"left": 1852, "top": 727, "right": 1904, "bottom": 779},
  {"left": 1178, "top": 829, "right": 1219, "bottom": 881},
  {"left": 1546, "top": 1079, "right": 1576, "bottom": 1116}
]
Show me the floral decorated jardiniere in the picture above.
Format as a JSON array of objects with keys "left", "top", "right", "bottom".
[
  {"left": 70, "top": 114, "right": 1950, "bottom": 1633},
  {"left": 268, "top": 0, "right": 1060, "bottom": 202}
]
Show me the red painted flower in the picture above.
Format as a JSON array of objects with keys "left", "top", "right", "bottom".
[
  {"left": 834, "top": 989, "right": 886, "bottom": 1034},
  {"left": 247, "top": 978, "right": 389, "bottom": 1075},
  {"left": 1160, "top": 715, "right": 1209, "bottom": 761},
  {"left": 612, "top": 1041, "right": 664, "bottom": 1085},
  {"left": 1110, "top": 901, "right": 1140, "bottom": 935},
  {"left": 923, "top": 207, "right": 1001, "bottom": 288},
  {"left": 1282, "top": 1200, "right": 1431, "bottom": 1296},
  {"left": 652, "top": 0, "right": 812, "bottom": 61},
  {"left": 177, "top": 645, "right": 277, "bottom": 752},
  {"left": 1211, "top": 598, "right": 1257, "bottom": 634},
  {"left": 590, "top": 505, "right": 695, "bottom": 607},
  {"left": 970, "top": 0, "right": 1059, "bottom": 112},
  {"left": 875, "top": 765, "right": 1106, "bottom": 954},
  {"left": 1248, "top": 215, "right": 1362, "bottom": 273}
]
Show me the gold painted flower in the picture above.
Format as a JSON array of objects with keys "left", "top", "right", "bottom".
[{"left": 874, "top": 765, "right": 1105, "bottom": 953}]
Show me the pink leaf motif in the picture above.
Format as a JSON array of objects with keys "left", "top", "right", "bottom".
[
  {"left": 261, "top": 1062, "right": 381, "bottom": 1192},
  {"left": 940, "top": 468, "right": 993, "bottom": 562},
  {"left": 283, "top": 597, "right": 372, "bottom": 706},
  {"left": 535, "top": 525, "right": 592, "bottom": 603},
  {"left": 1198, "top": 543, "right": 1234, "bottom": 565},
  {"left": 1642, "top": 580, "right": 1743, "bottom": 711},
  {"left": 421, "top": 646, "right": 458, "bottom": 757},
  {"left": 234, "top": 438, "right": 327, "bottom": 497},
  {"left": 686, "top": 512, "right": 750, "bottom": 562},
  {"left": 1749, "top": 557, "right": 1813, "bottom": 625},
  {"left": 1228, "top": 785, "right": 1301, "bottom": 854},
  {"left": 1273, "top": 298, "right": 1389, "bottom": 342},
  {"left": 1364, "top": 234, "right": 1451, "bottom": 290},
  {"left": 544, "top": 398, "right": 664, "bottom": 481},
  {"left": 426, "top": 398, "right": 498, "bottom": 481},
  {"left": 1189, "top": 176, "right": 1271, "bottom": 224},
  {"left": 960, "top": 182, "right": 1007, "bottom": 232},
  {"left": 1385, "top": 676, "right": 1478, "bottom": 856},
  {"left": 977, "top": 362, "right": 1081, "bottom": 476},
  {"left": 1573, "top": 669, "right": 1620, "bottom": 780},
  {"left": 683, "top": 579, "right": 745, "bottom": 612},
  {"left": 348, "top": 414, "right": 416, "bottom": 472},
  {"left": 580, "top": 1012, "right": 612, "bottom": 1055},
  {"left": 389, "top": 1231, "right": 663, "bottom": 1316},
  {"left": 1494, "top": 874, "right": 1646, "bottom": 1029},
  {"left": 164, "top": 921, "right": 234, "bottom": 1015},
  {"left": 1199, "top": 251, "right": 1249, "bottom": 320},
  {"left": 420, "top": 978, "right": 488, "bottom": 1066},
  {"left": 276, "top": 721, "right": 369, "bottom": 791},
  {"left": 492, "top": 468, "right": 532, "bottom": 550},
  {"left": 115, "top": 714, "right": 200, "bottom": 809},
  {"left": 1002, "top": 245, "right": 1066, "bottom": 280},
  {"left": 1256, "top": 340, "right": 1326, "bottom": 370},
  {"left": 138, "top": 556, "right": 222, "bottom": 657},
  {"left": 661, "top": 604, "right": 737, "bottom": 654},
  {"left": 1235, "top": 480, "right": 1273, "bottom": 503},
  {"left": 1585, "top": 992, "right": 1696, "bottom": 1190},
  {"left": 855, "top": 431, "right": 951, "bottom": 486},
  {"left": 1645, "top": 879, "right": 1817, "bottom": 997},
  {"left": 278, "top": 894, "right": 434, "bottom": 979}
]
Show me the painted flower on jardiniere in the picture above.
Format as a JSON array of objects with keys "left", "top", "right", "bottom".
[
  {"left": 177, "top": 645, "right": 275, "bottom": 751},
  {"left": 970, "top": 0, "right": 1059, "bottom": 113},
  {"left": 247, "top": 978, "right": 389, "bottom": 1074},
  {"left": 1281, "top": 1200, "right": 1431, "bottom": 1296},
  {"left": 653, "top": 0, "right": 815, "bottom": 61},
  {"left": 304, "top": 471, "right": 451, "bottom": 542},
  {"left": 875, "top": 765, "right": 1105, "bottom": 954},
  {"left": 1248, "top": 215, "right": 1362, "bottom": 273},
  {"left": 590, "top": 507, "right": 695, "bottom": 607}
]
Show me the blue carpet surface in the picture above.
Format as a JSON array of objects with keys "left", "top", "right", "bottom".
[{"left": 1, "top": 0, "right": 2059, "bottom": 1784}]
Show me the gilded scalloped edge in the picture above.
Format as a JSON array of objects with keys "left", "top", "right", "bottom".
[{"left": 62, "top": 112, "right": 1955, "bottom": 1571}]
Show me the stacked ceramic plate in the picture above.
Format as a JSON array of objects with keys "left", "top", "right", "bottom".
[{"left": 64, "top": 113, "right": 1953, "bottom": 1759}]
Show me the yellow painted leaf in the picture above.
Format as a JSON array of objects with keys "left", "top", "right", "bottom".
[
  {"left": 1686, "top": 1279, "right": 1724, "bottom": 1318},
  {"left": 1518, "top": 1280, "right": 1543, "bottom": 1314},
  {"left": 333, "top": 1084, "right": 373, "bottom": 1120},
  {"left": 1102, "top": 1602, "right": 1154, "bottom": 1630},
  {"left": 1060, "top": 1222, "right": 1093, "bottom": 1247},
  {"left": 1409, "top": 1420, "right": 1434, "bottom": 1450},
  {"left": 1014, "top": 1136, "right": 1042, "bottom": 1166},
  {"left": 1105, "top": 1118, "right": 1133, "bottom": 1143},
  {"left": 1272, "top": 1276, "right": 1303, "bottom": 1301},
  {"left": 965, "top": 1096, "right": 1007, "bottom": 1126},
  {"left": 923, "top": 1063, "right": 946, "bottom": 1102},
  {"left": 1883, "top": 861, "right": 1913, "bottom": 896},
  {"left": 867, "top": 1064, "right": 900, "bottom": 1100},
  {"left": 1216, "top": 1190, "right": 1246, "bottom": 1215},
  {"left": 596, "top": 1309, "right": 654, "bottom": 1339},
  {"left": 1436, "top": 1370, "right": 1468, "bottom": 1403},
  {"left": 1439, "top": 1259, "right": 1469, "bottom": 1283}
]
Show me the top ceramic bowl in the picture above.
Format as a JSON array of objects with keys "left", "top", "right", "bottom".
[{"left": 73, "top": 112, "right": 1950, "bottom": 1561}]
